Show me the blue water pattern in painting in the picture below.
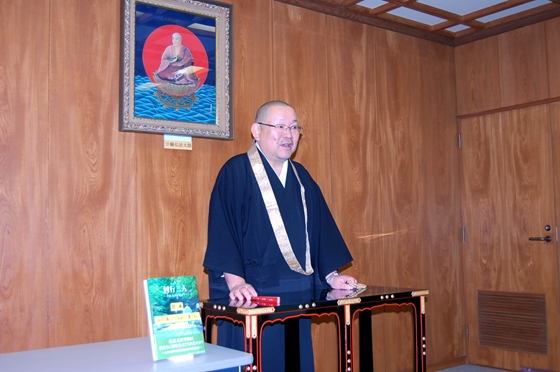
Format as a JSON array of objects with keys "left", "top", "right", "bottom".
[{"left": 134, "top": 75, "right": 216, "bottom": 124}]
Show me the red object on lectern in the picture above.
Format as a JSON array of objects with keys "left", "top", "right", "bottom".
[{"left": 251, "top": 296, "right": 281, "bottom": 306}]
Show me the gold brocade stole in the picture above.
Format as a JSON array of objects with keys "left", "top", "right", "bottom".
[{"left": 247, "top": 143, "right": 313, "bottom": 275}]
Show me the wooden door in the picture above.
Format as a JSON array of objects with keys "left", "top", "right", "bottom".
[{"left": 460, "top": 105, "right": 560, "bottom": 370}]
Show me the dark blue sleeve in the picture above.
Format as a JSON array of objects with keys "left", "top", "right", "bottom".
[{"left": 203, "top": 156, "right": 249, "bottom": 279}]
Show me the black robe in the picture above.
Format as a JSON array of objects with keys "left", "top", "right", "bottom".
[{"left": 203, "top": 149, "right": 353, "bottom": 371}]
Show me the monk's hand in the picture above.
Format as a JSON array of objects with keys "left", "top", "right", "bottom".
[
  {"left": 329, "top": 274, "right": 359, "bottom": 290},
  {"left": 229, "top": 282, "right": 258, "bottom": 301},
  {"left": 224, "top": 272, "right": 258, "bottom": 301}
]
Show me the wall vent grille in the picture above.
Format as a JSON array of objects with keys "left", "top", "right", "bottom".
[{"left": 478, "top": 291, "right": 547, "bottom": 354}]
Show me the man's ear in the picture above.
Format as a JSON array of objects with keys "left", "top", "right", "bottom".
[{"left": 250, "top": 123, "right": 260, "bottom": 140}]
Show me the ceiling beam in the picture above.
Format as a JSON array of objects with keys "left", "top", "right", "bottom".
[{"left": 274, "top": 0, "right": 455, "bottom": 45}]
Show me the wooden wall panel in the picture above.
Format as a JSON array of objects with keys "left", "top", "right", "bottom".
[
  {"left": 47, "top": 0, "right": 138, "bottom": 346},
  {"left": 226, "top": 0, "right": 274, "bottom": 145},
  {"left": 374, "top": 30, "right": 428, "bottom": 372},
  {"left": 546, "top": 18, "right": 560, "bottom": 98},
  {"left": 325, "top": 15, "right": 375, "bottom": 371},
  {"left": 419, "top": 42, "right": 465, "bottom": 365},
  {"left": 375, "top": 30, "right": 428, "bottom": 293},
  {"left": 272, "top": 2, "right": 332, "bottom": 197},
  {"left": 325, "top": 13, "right": 378, "bottom": 293},
  {"left": 456, "top": 21, "right": 556, "bottom": 117},
  {"left": 454, "top": 37, "right": 501, "bottom": 116},
  {"left": 0, "top": 0, "right": 50, "bottom": 352},
  {"left": 497, "top": 23, "right": 549, "bottom": 108}
]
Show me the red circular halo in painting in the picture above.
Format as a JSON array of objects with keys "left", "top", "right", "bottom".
[{"left": 142, "top": 25, "right": 209, "bottom": 92}]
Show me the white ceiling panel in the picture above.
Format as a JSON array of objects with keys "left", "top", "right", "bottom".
[
  {"left": 388, "top": 6, "right": 446, "bottom": 25},
  {"left": 417, "top": 0, "right": 506, "bottom": 16}
]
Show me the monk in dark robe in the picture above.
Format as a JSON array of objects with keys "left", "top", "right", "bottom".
[{"left": 203, "top": 100, "right": 358, "bottom": 372}]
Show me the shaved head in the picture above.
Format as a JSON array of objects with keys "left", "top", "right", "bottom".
[{"left": 255, "top": 100, "right": 293, "bottom": 123}]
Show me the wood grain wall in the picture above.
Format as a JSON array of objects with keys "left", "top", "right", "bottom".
[
  {"left": 0, "top": 0, "right": 50, "bottom": 353},
  {"left": 455, "top": 18, "right": 560, "bottom": 116},
  {"left": 1, "top": 0, "right": 463, "bottom": 370}
]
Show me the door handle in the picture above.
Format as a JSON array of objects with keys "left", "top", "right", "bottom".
[{"left": 529, "top": 236, "right": 552, "bottom": 242}]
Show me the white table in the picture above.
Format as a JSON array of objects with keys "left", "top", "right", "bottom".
[{"left": 0, "top": 337, "right": 253, "bottom": 372}]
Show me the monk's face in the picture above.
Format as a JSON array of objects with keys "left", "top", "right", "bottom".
[
  {"left": 172, "top": 33, "right": 182, "bottom": 46},
  {"left": 252, "top": 105, "right": 300, "bottom": 169}
]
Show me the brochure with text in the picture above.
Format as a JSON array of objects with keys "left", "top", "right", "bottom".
[{"left": 143, "top": 276, "right": 206, "bottom": 361}]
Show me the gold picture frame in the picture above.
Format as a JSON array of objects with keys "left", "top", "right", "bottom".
[{"left": 120, "top": 0, "right": 233, "bottom": 139}]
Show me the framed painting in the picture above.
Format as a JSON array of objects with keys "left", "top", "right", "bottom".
[{"left": 120, "top": 0, "right": 233, "bottom": 139}]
